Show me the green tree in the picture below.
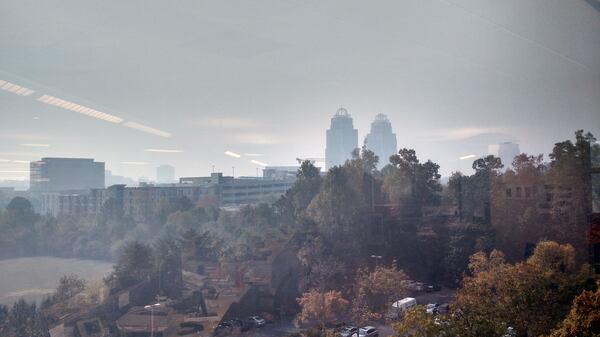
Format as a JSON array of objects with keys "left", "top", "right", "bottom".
[
  {"left": 4, "top": 197, "right": 38, "bottom": 228},
  {"left": 546, "top": 130, "right": 596, "bottom": 260},
  {"left": 53, "top": 274, "right": 86, "bottom": 303},
  {"left": 0, "top": 304, "right": 9, "bottom": 337},
  {"left": 155, "top": 236, "right": 183, "bottom": 298},
  {"left": 6, "top": 299, "right": 46, "bottom": 337},
  {"left": 276, "top": 160, "right": 322, "bottom": 219},
  {"left": 384, "top": 148, "right": 442, "bottom": 212},
  {"left": 106, "top": 241, "right": 154, "bottom": 291},
  {"left": 307, "top": 166, "right": 367, "bottom": 239}
]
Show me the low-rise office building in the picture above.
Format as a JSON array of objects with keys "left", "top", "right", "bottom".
[{"left": 39, "top": 173, "right": 294, "bottom": 221}]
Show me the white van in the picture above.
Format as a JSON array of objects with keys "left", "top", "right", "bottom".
[{"left": 391, "top": 297, "right": 417, "bottom": 316}]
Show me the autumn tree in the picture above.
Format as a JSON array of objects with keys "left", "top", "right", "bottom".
[
  {"left": 296, "top": 289, "right": 349, "bottom": 328},
  {"left": 450, "top": 241, "right": 594, "bottom": 337},
  {"left": 352, "top": 265, "right": 408, "bottom": 323},
  {"left": 549, "top": 287, "right": 600, "bottom": 337},
  {"left": 393, "top": 306, "right": 449, "bottom": 337}
]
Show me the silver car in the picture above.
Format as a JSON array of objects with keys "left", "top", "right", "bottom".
[
  {"left": 358, "top": 326, "right": 378, "bottom": 337},
  {"left": 339, "top": 326, "right": 358, "bottom": 337}
]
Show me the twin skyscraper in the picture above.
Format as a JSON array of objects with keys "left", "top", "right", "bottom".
[{"left": 325, "top": 108, "right": 397, "bottom": 170}]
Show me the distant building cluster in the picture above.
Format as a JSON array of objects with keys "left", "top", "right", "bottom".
[
  {"left": 325, "top": 108, "right": 398, "bottom": 170},
  {"left": 39, "top": 172, "right": 294, "bottom": 221}
]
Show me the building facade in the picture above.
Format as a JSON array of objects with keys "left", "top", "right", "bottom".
[
  {"left": 30, "top": 158, "right": 105, "bottom": 192},
  {"left": 488, "top": 142, "right": 520, "bottom": 170},
  {"left": 364, "top": 113, "right": 397, "bottom": 169},
  {"left": 325, "top": 108, "right": 358, "bottom": 170},
  {"left": 40, "top": 173, "right": 295, "bottom": 221}
]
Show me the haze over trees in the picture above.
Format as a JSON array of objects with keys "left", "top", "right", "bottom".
[{"left": 0, "top": 130, "right": 597, "bottom": 336}]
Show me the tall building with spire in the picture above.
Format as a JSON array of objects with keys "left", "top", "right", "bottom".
[
  {"left": 326, "top": 107, "right": 358, "bottom": 169},
  {"left": 365, "top": 113, "right": 397, "bottom": 169}
]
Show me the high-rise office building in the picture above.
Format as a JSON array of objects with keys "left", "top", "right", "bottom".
[
  {"left": 156, "top": 165, "right": 175, "bottom": 184},
  {"left": 30, "top": 157, "right": 105, "bottom": 192},
  {"left": 325, "top": 108, "right": 358, "bottom": 169},
  {"left": 365, "top": 113, "right": 397, "bottom": 169},
  {"left": 488, "top": 142, "right": 520, "bottom": 169}
]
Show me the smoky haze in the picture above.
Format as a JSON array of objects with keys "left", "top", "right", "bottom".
[{"left": 1, "top": 0, "right": 599, "bottom": 181}]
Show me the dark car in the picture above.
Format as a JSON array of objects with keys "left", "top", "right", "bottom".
[
  {"left": 246, "top": 315, "right": 266, "bottom": 328},
  {"left": 214, "top": 321, "right": 233, "bottom": 335}
]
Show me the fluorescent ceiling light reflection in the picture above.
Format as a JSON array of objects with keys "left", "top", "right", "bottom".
[
  {"left": 120, "top": 161, "right": 147, "bottom": 165},
  {"left": 0, "top": 176, "right": 28, "bottom": 180},
  {"left": 459, "top": 154, "right": 476, "bottom": 160},
  {"left": 0, "top": 159, "right": 10, "bottom": 163},
  {"left": 0, "top": 170, "right": 29, "bottom": 173},
  {"left": 250, "top": 160, "right": 268, "bottom": 167},
  {"left": 20, "top": 143, "right": 50, "bottom": 148},
  {"left": 12, "top": 160, "right": 30, "bottom": 164},
  {"left": 144, "top": 149, "right": 183, "bottom": 153},
  {"left": 0, "top": 80, "right": 35, "bottom": 96},
  {"left": 37, "top": 94, "right": 123, "bottom": 124},
  {"left": 224, "top": 151, "right": 241, "bottom": 158},
  {"left": 123, "top": 122, "right": 172, "bottom": 138}
]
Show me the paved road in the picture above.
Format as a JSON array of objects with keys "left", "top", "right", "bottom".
[{"left": 238, "top": 321, "right": 398, "bottom": 337}]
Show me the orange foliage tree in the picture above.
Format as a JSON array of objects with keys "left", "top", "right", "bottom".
[{"left": 296, "top": 289, "right": 349, "bottom": 328}]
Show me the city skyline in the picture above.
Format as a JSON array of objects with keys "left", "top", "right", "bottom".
[{"left": 1, "top": 0, "right": 599, "bottom": 181}]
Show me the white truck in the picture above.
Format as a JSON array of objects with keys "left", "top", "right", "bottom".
[{"left": 391, "top": 297, "right": 417, "bottom": 317}]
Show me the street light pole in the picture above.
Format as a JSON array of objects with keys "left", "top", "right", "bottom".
[
  {"left": 370, "top": 255, "right": 382, "bottom": 268},
  {"left": 144, "top": 303, "right": 160, "bottom": 337}
]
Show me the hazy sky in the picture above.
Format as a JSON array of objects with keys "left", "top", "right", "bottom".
[{"left": 1, "top": 0, "right": 599, "bottom": 182}]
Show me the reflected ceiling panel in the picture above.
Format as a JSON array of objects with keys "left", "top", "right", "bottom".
[
  {"left": 123, "top": 121, "right": 172, "bottom": 138},
  {"left": 36, "top": 94, "right": 123, "bottom": 124},
  {"left": 0, "top": 80, "right": 35, "bottom": 96}
]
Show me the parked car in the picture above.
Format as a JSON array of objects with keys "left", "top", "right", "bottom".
[
  {"left": 424, "top": 284, "right": 442, "bottom": 292},
  {"left": 503, "top": 327, "right": 516, "bottom": 337},
  {"left": 214, "top": 321, "right": 232, "bottom": 335},
  {"left": 436, "top": 303, "right": 449, "bottom": 314},
  {"left": 426, "top": 303, "right": 438, "bottom": 314},
  {"left": 339, "top": 326, "right": 358, "bottom": 337},
  {"left": 246, "top": 315, "right": 266, "bottom": 327},
  {"left": 228, "top": 319, "right": 244, "bottom": 327},
  {"left": 358, "top": 326, "right": 379, "bottom": 337},
  {"left": 404, "top": 280, "right": 424, "bottom": 292}
]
